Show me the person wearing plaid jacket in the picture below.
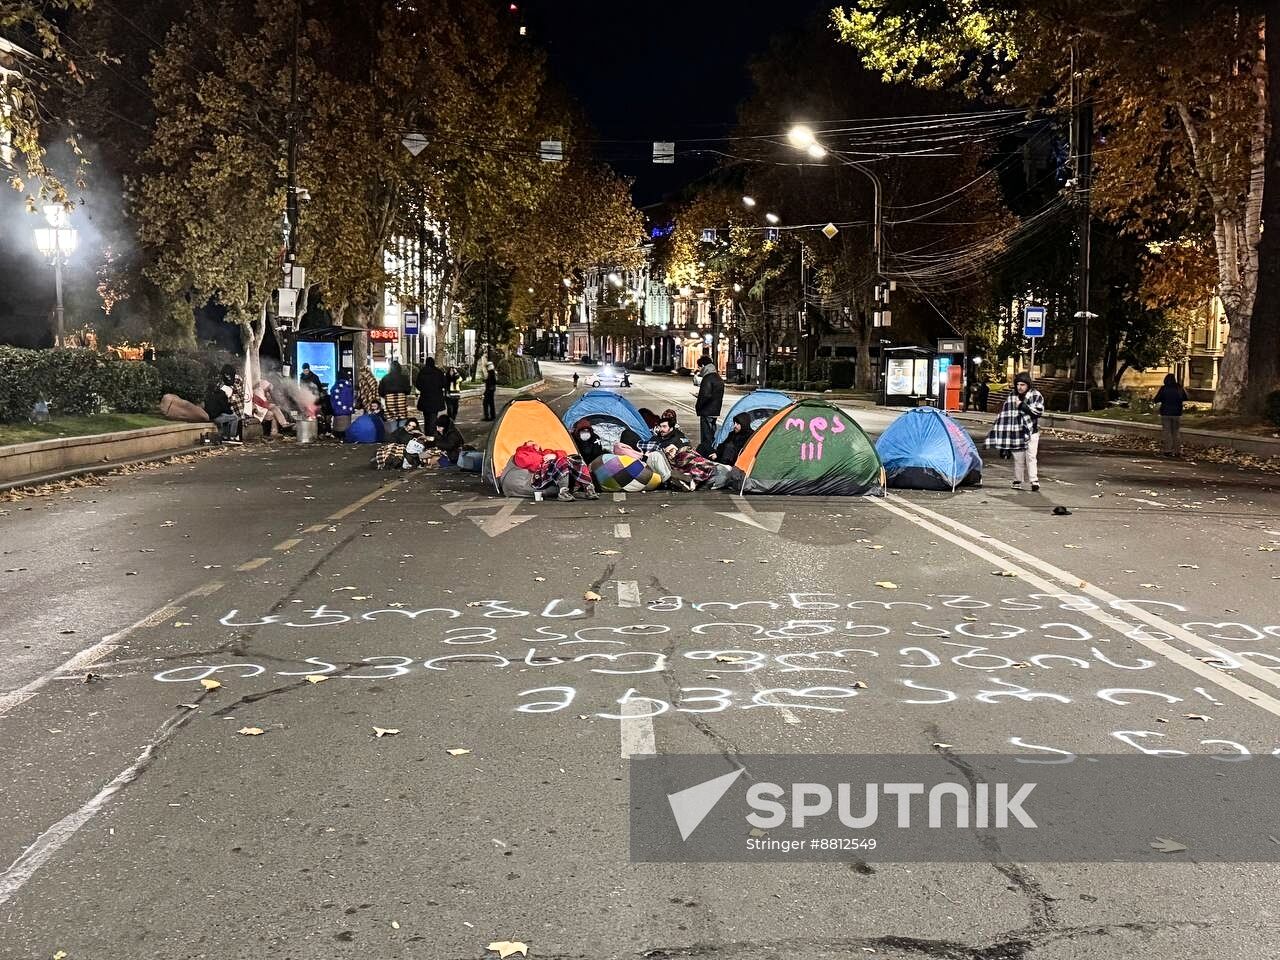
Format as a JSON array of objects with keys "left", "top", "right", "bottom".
[{"left": 985, "top": 371, "right": 1044, "bottom": 492}]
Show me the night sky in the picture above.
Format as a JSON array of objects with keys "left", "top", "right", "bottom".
[{"left": 523, "top": 0, "right": 831, "bottom": 205}]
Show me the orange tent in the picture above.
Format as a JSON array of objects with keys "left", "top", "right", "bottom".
[{"left": 482, "top": 397, "right": 577, "bottom": 493}]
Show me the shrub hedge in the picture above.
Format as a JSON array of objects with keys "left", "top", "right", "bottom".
[{"left": 0, "top": 346, "right": 165, "bottom": 423}]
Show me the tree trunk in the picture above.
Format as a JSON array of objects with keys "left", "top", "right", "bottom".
[
  {"left": 855, "top": 307, "right": 873, "bottom": 390},
  {"left": 1249, "top": 6, "right": 1280, "bottom": 413}
]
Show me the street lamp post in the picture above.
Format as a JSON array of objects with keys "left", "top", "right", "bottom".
[{"left": 34, "top": 205, "right": 78, "bottom": 347}]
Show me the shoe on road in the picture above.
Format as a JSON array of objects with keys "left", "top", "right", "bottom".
[
  {"left": 1011, "top": 481, "right": 1022, "bottom": 489},
  {"left": 1031, "top": 483, "right": 1040, "bottom": 492},
  {"left": 578, "top": 487, "right": 600, "bottom": 500},
  {"left": 557, "top": 489, "right": 576, "bottom": 502}
]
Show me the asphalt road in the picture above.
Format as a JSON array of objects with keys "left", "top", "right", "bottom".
[{"left": 3, "top": 367, "right": 1280, "bottom": 959}]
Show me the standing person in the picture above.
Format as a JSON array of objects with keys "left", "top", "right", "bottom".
[
  {"left": 414, "top": 357, "right": 447, "bottom": 440},
  {"left": 694, "top": 357, "right": 724, "bottom": 455},
  {"left": 482, "top": 361, "right": 498, "bottom": 421},
  {"left": 357, "top": 366, "right": 380, "bottom": 414},
  {"left": 985, "top": 371, "right": 1044, "bottom": 492},
  {"left": 329, "top": 369, "right": 355, "bottom": 441},
  {"left": 299, "top": 363, "right": 324, "bottom": 396},
  {"left": 378, "top": 359, "right": 411, "bottom": 430},
  {"left": 974, "top": 377, "right": 990, "bottom": 413},
  {"left": 1152, "top": 372, "right": 1189, "bottom": 458},
  {"left": 572, "top": 371, "right": 580, "bottom": 391},
  {"left": 445, "top": 365, "right": 462, "bottom": 421}
]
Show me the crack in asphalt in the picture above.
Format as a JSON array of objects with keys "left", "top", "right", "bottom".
[
  {"left": 438, "top": 919, "right": 1210, "bottom": 960},
  {"left": 924, "top": 722, "right": 1058, "bottom": 932}
]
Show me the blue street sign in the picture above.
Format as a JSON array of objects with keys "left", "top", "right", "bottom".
[
  {"left": 404, "top": 312, "right": 419, "bottom": 337},
  {"left": 1023, "top": 304, "right": 1046, "bottom": 338}
]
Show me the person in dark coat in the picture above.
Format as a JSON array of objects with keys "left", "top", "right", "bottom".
[
  {"left": 378, "top": 359, "right": 412, "bottom": 429},
  {"left": 572, "top": 418, "right": 606, "bottom": 464},
  {"left": 974, "top": 378, "right": 990, "bottom": 413},
  {"left": 205, "top": 373, "right": 240, "bottom": 441},
  {"left": 433, "top": 414, "right": 466, "bottom": 463},
  {"left": 694, "top": 358, "right": 725, "bottom": 455},
  {"left": 299, "top": 363, "right": 324, "bottom": 396},
  {"left": 712, "top": 411, "right": 754, "bottom": 467},
  {"left": 414, "top": 357, "right": 447, "bottom": 440},
  {"left": 1152, "top": 372, "right": 1189, "bottom": 458},
  {"left": 445, "top": 365, "right": 462, "bottom": 420},
  {"left": 482, "top": 361, "right": 498, "bottom": 421}
]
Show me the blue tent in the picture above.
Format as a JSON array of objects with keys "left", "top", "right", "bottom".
[
  {"left": 875, "top": 407, "right": 982, "bottom": 490},
  {"left": 562, "top": 390, "right": 651, "bottom": 445},
  {"left": 713, "top": 389, "right": 794, "bottom": 447},
  {"left": 345, "top": 413, "right": 385, "bottom": 444}
]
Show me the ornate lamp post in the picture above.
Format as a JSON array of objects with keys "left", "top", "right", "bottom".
[{"left": 34, "top": 204, "right": 78, "bottom": 347}]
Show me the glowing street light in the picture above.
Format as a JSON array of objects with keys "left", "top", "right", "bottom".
[
  {"left": 787, "top": 124, "right": 816, "bottom": 149},
  {"left": 741, "top": 195, "right": 757, "bottom": 208},
  {"left": 807, "top": 143, "right": 827, "bottom": 160},
  {"left": 562, "top": 277, "right": 573, "bottom": 287},
  {"left": 764, "top": 212, "right": 780, "bottom": 225},
  {"left": 34, "top": 204, "right": 78, "bottom": 347},
  {"left": 608, "top": 272, "right": 623, "bottom": 287}
]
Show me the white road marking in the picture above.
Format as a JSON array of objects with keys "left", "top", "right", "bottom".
[
  {"left": 186, "top": 581, "right": 224, "bottom": 597},
  {"left": 0, "top": 599, "right": 185, "bottom": 718},
  {"left": 614, "top": 523, "right": 632, "bottom": 539},
  {"left": 874, "top": 497, "right": 1280, "bottom": 717},
  {"left": 274, "top": 538, "right": 303, "bottom": 552},
  {"left": 748, "top": 673, "right": 802, "bottom": 725},
  {"left": 326, "top": 477, "right": 404, "bottom": 521},
  {"left": 613, "top": 492, "right": 626, "bottom": 502},
  {"left": 236, "top": 557, "right": 271, "bottom": 572},
  {"left": 619, "top": 701, "right": 656, "bottom": 757},
  {"left": 0, "top": 707, "right": 197, "bottom": 906},
  {"left": 616, "top": 580, "right": 641, "bottom": 608},
  {"left": 303, "top": 523, "right": 330, "bottom": 533}
]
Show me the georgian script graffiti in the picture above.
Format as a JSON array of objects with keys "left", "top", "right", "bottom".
[{"left": 784, "top": 414, "right": 847, "bottom": 462}]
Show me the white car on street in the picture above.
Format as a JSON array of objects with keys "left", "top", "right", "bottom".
[{"left": 590, "top": 364, "right": 628, "bottom": 388}]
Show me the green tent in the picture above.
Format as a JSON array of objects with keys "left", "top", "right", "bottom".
[{"left": 735, "top": 399, "right": 885, "bottom": 496}]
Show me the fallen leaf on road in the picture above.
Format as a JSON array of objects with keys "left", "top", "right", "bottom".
[
  {"left": 446, "top": 748, "right": 471, "bottom": 756},
  {"left": 869, "top": 544, "right": 884, "bottom": 550},
  {"left": 597, "top": 549, "right": 620, "bottom": 556},
  {"left": 748, "top": 827, "right": 768, "bottom": 838},
  {"left": 533, "top": 576, "right": 546, "bottom": 582},
  {"left": 932, "top": 742, "right": 952, "bottom": 750},
  {"left": 1063, "top": 544, "right": 1081, "bottom": 549},
  {"left": 715, "top": 656, "right": 747, "bottom": 663},
  {"left": 1155, "top": 717, "right": 1168, "bottom": 723},
  {"left": 54, "top": 952, "right": 67, "bottom": 960},
  {"left": 584, "top": 591, "right": 602, "bottom": 602},
  {"left": 992, "top": 571, "right": 1016, "bottom": 578},
  {"left": 392, "top": 920, "right": 400, "bottom": 929},
  {"left": 200, "top": 678, "right": 222, "bottom": 690},
  {"left": 178, "top": 703, "right": 199, "bottom": 710},
  {"left": 717, "top": 559, "right": 735, "bottom": 564},
  {"left": 305, "top": 675, "right": 328, "bottom": 684},
  {"left": 487, "top": 942, "right": 529, "bottom": 959},
  {"left": 852, "top": 680, "right": 868, "bottom": 689},
  {"left": 1149, "top": 837, "right": 1187, "bottom": 854},
  {"left": 351, "top": 595, "right": 371, "bottom": 601},
  {"left": 373, "top": 727, "right": 400, "bottom": 738},
  {"left": 1178, "top": 564, "right": 1199, "bottom": 569},
  {"left": 1260, "top": 547, "right": 1277, "bottom": 552},
  {"left": 237, "top": 727, "right": 265, "bottom": 736},
  {"left": 874, "top": 581, "right": 898, "bottom": 589},
  {"left": 1139, "top": 583, "right": 1159, "bottom": 589},
  {"left": 1183, "top": 713, "right": 1212, "bottom": 722}
]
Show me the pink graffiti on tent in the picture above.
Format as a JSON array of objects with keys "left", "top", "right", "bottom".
[{"left": 785, "top": 414, "right": 847, "bottom": 461}]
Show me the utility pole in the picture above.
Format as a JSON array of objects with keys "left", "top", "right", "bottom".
[
  {"left": 417, "top": 187, "right": 427, "bottom": 367},
  {"left": 285, "top": 0, "right": 300, "bottom": 260},
  {"left": 1069, "top": 38, "right": 1095, "bottom": 413}
]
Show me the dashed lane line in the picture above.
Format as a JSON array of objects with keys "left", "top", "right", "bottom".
[
  {"left": 274, "top": 538, "right": 303, "bottom": 552},
  {"left": 236, "top": 557, "right": 271, "bottom": 572},
  {"left": 614, "top": 523, "right": 632, "bottom": 539},
  {"left": 620, "top": 700, "right": 657, "bottom": 758},
  {"left": 327, "top": 477, "right": 405, "bottom": 521},
  {"left": 874, "top": 496, "right": 1280, "bottom": 718},
  {"left": 616, "top": 580, "right": 641, "bottom": 608}
]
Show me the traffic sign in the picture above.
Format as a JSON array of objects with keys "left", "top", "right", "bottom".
[
  {"left": 1024, "top": 304, "right": 1046, "bottom": 338},
  {"left": 403, "top": 312, "right": 419, "bottom": 337},
  {"left": 937, "top": 337, "right": 965, "bottom": 354}
]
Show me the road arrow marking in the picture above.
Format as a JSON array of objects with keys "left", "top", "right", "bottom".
[
  {"left": 666, "top": 768, "right": 745, "bottom": 841},
  {"left": 469, "top": 501, "right": 534, "bottom": 538},
  {"left": 441, "top": 497, "right": 499, "bottom": 516},
  {"left": 718, "top": 495, "right": 784, "bottom": 534}
]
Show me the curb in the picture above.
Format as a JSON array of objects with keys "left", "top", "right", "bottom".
[{"left": 0, "top": 443, "right": 214, "bottom": 494}]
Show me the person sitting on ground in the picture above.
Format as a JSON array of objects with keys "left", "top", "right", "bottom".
[
  {"left": 251, "top": 379, "right": 292, "bottom": 436},
  {"left": 378, "top": 359, "right": 412, "bottom": 429},
  {"left": 433, "top": 414, "right": 466, "bottom": 463},
  {"left": 712, "top": 411, "right": 754, "bottom": 467},
  {"left": 638, "top": 414, "right": 717, "bottom": 490},
  {"left": 204, "top": 368, "right": 241, "bottom": 442},
  {"left": 511, "top": 441, "right": 599, "bottom": 501},
  {"left": 572, "top": 418, "right": 606, "bottom": 465},
  {"left": 373, "top": 418, "right": 429, "bottom": 470}
]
